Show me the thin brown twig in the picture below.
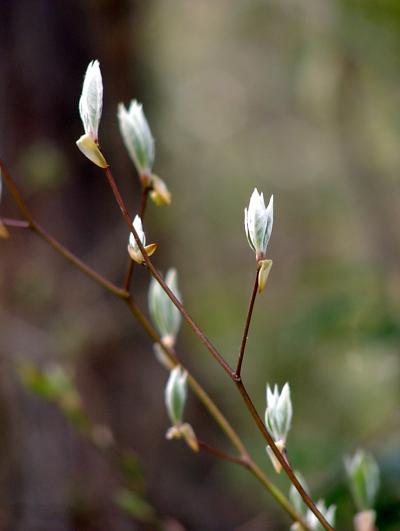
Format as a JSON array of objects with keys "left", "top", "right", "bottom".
[
  {"left": 197, "top": 440, "right": 247, "bottom": 466},
  {"left": 103, "top": 165, "right": 235, "bottom": 378},
  {"left": 0, "top": 161, "right": 128, "bottom": 300},
  {"left": 0, "top": 161, "right": 312, "bottom": 529},
  {"left": 235, "top": 267, "right": 259, "bottom": 378},
  {"left": 124, "top": 298, "right": 308, "bottom": 529},
  {"left": 102, "top": 164, "right": 333, "bottom": 530}
]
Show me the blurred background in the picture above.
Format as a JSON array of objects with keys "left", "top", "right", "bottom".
[{"left": 0, "top": 1, "right": 399, "bottom": 529}]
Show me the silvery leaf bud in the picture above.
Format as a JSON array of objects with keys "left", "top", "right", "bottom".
[
  {"left": 118, "top": 100, "right": 155, "bottom": 179},
  {"left": 127, "top": 215, "right": 157, "bottom": 264},
  {"left": 79, "top": 60, "right": 103, "bottom": 141},
  {"left": 149, "top": 268, "right": 181, "bottom": 347},
  {"left": 165, "top": 366, "right": 187, "bottom": 426},
  {"left": 265, "top": 383, "right": 292, "bottom": 446},
  {"left": 345, "top": 450, "right": 380, "bottom": 512},
  {"left": 244, "top": 188, "right": 273, "bottom": 261},
  {"left": 76, "top": 60, "right": 107, "bottom": 167}
]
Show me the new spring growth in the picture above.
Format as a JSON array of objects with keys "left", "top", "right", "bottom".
[
  {"left": 289, "top": 473, "right": 336, "bottom": 530},
  {"left": 127, "top": 215, "right": 157, "bottom": 264},
  {"left": 76, "top": 60, "right": 108, "bottom": 168},
  {"left": 0, "top": 174, "right": 9, "bottom": 239},
  {"left": 165, "top": 366, "right": 198, "bottom": 452},
  {"left": 118, "top": 100, "right": 171, "bottom": 204},
  {"left": 149, "top": 269, "right": 182, "bottom": 348},
  {"left": 244, "top": 188, "right": 273, "bottom": 262},
  {"left": 265, "top": 383, "right": 292, "bottom": 473},
  {"left": 244, "top": 189, "right": 273, "bottom": 293},
  {"left": 165, "top": 366, "right": 187, "bottom": 426},
  {"left": 345, "top": 450, "right": 380, "bottom": 531}
]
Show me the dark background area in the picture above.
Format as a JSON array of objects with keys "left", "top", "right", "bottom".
[{"left": 0, "top": 1, "right": 399, "bottom": 530}]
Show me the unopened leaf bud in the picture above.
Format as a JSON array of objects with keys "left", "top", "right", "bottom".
[
  {"left": 76, "top": 60, "right": 108, "bottom": 167},
  {"left": 244, "top": 188, "right": 273, "bottom": 261},
  {"left": 118, "top": 100, "right": 155, "bottom": 179},
  {"left": 127, "top": 215, "right": 157, "bottom": 264},
  {"left": 149, "top": 268, "right": 181, "bottom": 346},
  {"left": 345, "top": 450, "right": 380, "bottom": 512},
  {"left": 165, "top": 366, "right": 187, "bottom": 426},
  {"left": 265, "top": 383, "right": 292, "bottom": 446},
  {"left": 79, "top": 60, "right": 103, "bottom": 141}
]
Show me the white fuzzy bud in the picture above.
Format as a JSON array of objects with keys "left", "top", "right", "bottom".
[
  {"left": 127, "top": 215, "right": 157, "bottom": 264},
  {"left": 76, "top": 60, "right": 107, "bottom": 167},
  {"left": 118, "top": 100, "right": 155, "bottom": 178},
  {"left": 79, "top": 60, "right": 103, "bottom": 141},
  {"left": 149, "top": 268, "right": 182, "bottom": 346},
  {"left": 244, "top": 188, "right": 273, "bottom": 261},
  {"left": 265, "top": 383, "right": 292, "bottom": 445},
  {"left": 345, "top": 450, "right": 380, "bottom": 512},
  {"left": 165, "top": 366, "right": 187, "bottom": 426}
]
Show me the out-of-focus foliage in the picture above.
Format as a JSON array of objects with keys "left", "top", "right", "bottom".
[
  {"left": 144, "top": 1, "right": 400, "bottom": 528},
  {"left": 1, "top": 0, "right": 399, "bottom": 529}
]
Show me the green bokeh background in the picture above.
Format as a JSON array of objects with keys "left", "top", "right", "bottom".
[{"left": 0, "top": 1, "right": 399, "bottom": 529}]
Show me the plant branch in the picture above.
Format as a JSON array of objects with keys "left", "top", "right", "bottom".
[
  {"left": 102, "top": 163, "right": 334, "bottom": 531},
  {"left": 0, "top": 161, "right": 128, "bottom": 300},
  {"left": 235, "top": 380, "right": 333, "bottom": 529},
  {"left": 103, "top": 165, "right": 235, "bottom": 378},
  {"left": 235, "top": 267, "right": 259, "bottom": 378},
  {"left": 197, "top": 440, "right": 248, "bottom": 466},
  {"left": 1, "top": 161, "right": 318, "bottom": 529},
  {"left": 123, "top": 297, "right": 245, "bottom": 456},
  {"left": 124, "top": 298, "right": 309, "bottom": 529}
]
